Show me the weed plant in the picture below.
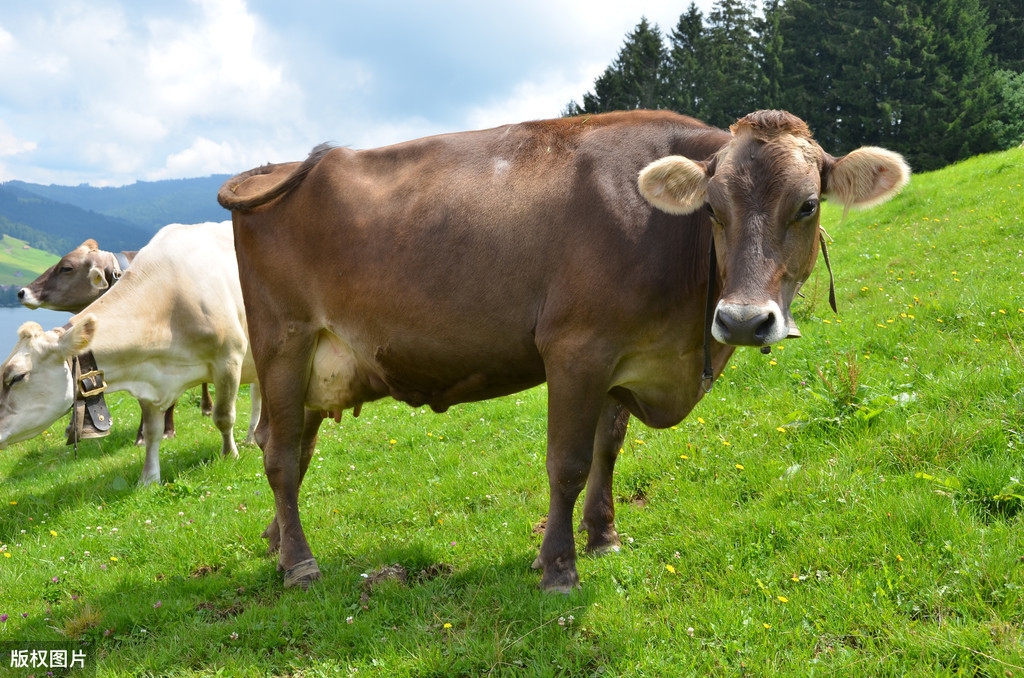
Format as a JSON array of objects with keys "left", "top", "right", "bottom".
[{"left": 0, "top": 148, "right": 1022, "bottom": 675}]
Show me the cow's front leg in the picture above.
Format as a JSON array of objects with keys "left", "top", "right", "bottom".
[
  {"left": 532, "top": 366, "right": 607, "bottom": 592},
  {"left": 138, "top": 400, "right": 166, "bottom": 485},
  {"left": 579, "top": 399, "right": 629, "bottom": 554}
]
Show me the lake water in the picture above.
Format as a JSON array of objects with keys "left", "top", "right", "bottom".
[{"left": 0, "top": 306, "right": 74, "bottom": 358}]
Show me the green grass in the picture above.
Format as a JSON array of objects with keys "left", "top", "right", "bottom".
[
  {"left": 0, "top": 234, "right": 59, "bottom": 286},
  {"left": 1, "top": 147, "right": 1023, "bottom": 676}
]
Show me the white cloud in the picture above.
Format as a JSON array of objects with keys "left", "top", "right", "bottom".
[
  {"left": 0, "top": 123, "right": 37, "bottom": 158},
  {"left": 0, "top": 0, "right": 716, "bottom": 185}
]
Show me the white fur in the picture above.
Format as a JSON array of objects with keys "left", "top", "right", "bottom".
[
  {"left": 825, "top": 146, "right": 911, "bottom": 208},
  {"left": 637, "top": 155, "right": 709, "bottom": 215}
]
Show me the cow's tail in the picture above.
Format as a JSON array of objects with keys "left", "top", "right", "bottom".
[{"left": 217, "top": 143, "right": 335, "bottom": 213}]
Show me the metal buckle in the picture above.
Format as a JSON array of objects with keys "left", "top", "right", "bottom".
[{"left": 78, "top": 369, "right": 107, "bottom": 398}]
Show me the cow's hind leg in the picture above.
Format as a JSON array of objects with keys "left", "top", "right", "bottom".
[
  {"left": 244, "top": 383, "right": 262, "bottom": 445},
  {"left": 163, "top": 404, "right": 177, "bottom": 438},
  {"left": 261, "top": 408, "right": 322, "bottom": 559},
  {"left": 211, "top": 359, "right": 244, "bottom": 459},
  {"left": 579, "top": 400, "right": 629, "bottom": 555},
  {"left": 135, "top": 399, "right": 177, "bottom": 445},
  {"left": 201, "top": 383, "right": 213, "bottom": 416},
  {"left": 253, "top": 324, "right": 325, "bottom": 588}
]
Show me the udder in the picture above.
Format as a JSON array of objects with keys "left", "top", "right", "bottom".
[{"left": 305, "top": 331, "right": 367, "bottom": 420}]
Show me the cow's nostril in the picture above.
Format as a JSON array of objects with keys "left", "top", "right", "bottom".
[
  {"left": 753, "top": 314, "right": 777, "bottom": 342},
  {"left": 16, "top": 289, "right": 25, "bottom": 300}
]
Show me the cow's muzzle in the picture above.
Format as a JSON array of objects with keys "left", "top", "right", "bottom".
[{"left": 712, "top": 300, "right": 789, "bottom": 346}]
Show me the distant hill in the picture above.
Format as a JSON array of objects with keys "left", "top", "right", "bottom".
[
  {"left": 4, "top": 175, "right": 231, "bottom": 233},
  {"left": 0, "top": 184, "right": 153, "bottom": 255}
]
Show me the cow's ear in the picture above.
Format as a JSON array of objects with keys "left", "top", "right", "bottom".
[
  {"left": 88, "top": 266, "right": 110, "bottom": 291},
  {"left": 638, "top": 156, "right": 710, "bottom": 215},
  {"left": 55, "top": 315, "right": 97, "bottom": 358},
  {"left": 822, "top": 147, "right": 910, "bottom": 209}
]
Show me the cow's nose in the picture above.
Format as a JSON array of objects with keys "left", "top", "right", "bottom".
[
  {"left": 16, "top": 289, "right": 25, "bottom": 300},
  {"left": 712, "top": 301, "right": 788, "bottom": 346}
]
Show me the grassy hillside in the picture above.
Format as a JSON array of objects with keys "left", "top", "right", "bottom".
[
  {"left": 0, "top": 147, "right": 1021, "bottom": 676},
  {"left": 0, "top": 234, "right": 59, "bottom": 287}
]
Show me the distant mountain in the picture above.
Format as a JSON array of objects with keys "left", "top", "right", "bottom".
[
  {"left": 0, "top": 174, "right": 233, "bottom": 257},
  {"left": 0, "top": 184, "right": 153, "bottom": 255},
  {"left": 3, "top": 175, "right": 232, "bottom": 234}
]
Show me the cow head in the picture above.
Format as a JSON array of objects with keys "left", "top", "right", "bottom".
[
  {"left": 19, "top": 240, "right": 118, "bottom": 312},
  {"left": 638, "top": 110, "right": 909, "bottom": 347},
  {"left": 0, "top": 317, "right": 97, "bottom": 448}
]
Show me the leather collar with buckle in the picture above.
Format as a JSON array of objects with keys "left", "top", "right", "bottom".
[{"left": 63, "top": 323, "right": 113, "bottom": 447}]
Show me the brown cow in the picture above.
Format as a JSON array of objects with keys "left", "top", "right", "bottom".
[
  {"left": 218, "top": 110, "right": 909, "bottom": 592},
  {"left": 19, "top": 240, "right": 135, "bottom": 313},
  {"left": 18, "top": 239, "right": 214, "bottom": 440}
]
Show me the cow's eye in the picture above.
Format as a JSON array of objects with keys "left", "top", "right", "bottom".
[
  {"left": 59, "top": 265, "right": 73, "bottom": 274},
  {"left": 704, "top": 203, "right": 720, "bottom": 222},
  {"left": 5, "top": 372, "right": 26, "bottom": 388},
  {"left": 797, "top": 199, "right": 819, "bottom": 219}
]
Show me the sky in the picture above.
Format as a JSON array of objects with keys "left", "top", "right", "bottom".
[{"left": 0, "top": 0, "right": 715, "bottom": 187}]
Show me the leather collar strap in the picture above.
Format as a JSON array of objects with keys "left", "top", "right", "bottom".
[
  {"left": 63, "top": 324, "right": 113, "bottom": 448},
  {"left": 819, "top": 230, "right": 838, "bottom": 314},
  {"left": 109, "top": 252, "right": 131, "bottom": 285},
  {"left": 701, "top": 237, "right": 718, "bottom": 394},
  {"left": 114, "top": 252, "right": 131, "bottom": 276}
]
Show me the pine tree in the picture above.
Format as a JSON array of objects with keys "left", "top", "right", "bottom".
[
  {"left": 564, "top": 18, "right": 668, "bottom": 115},
  {"left": 979, "top": 0, "right": 1024, "bottom": 72},
  {"left": 777, "top": 0, "right": 1000, "bottom": 170},
  {"left": 699, "top": 0, "right": 763, "bottom": 128},
  {"left": 666, "top": 3, "right": 708, "bottom": 119},
  {"left": 754, "top": 0, "right": 785, "bottom": 111}
]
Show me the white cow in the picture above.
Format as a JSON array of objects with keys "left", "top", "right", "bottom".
[{"left": 0, "top": 221, "right": 261, "bottom": 484}]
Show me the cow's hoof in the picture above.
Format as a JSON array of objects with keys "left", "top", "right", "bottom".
[
  {"left": 540, "top": 569, "right": 580, "bottom": 594},
  {"left": 579, "top": 523, "right": 621, "bottom": 556},
  {"left": 533, "top": 555, "right": 581, "bottom": 593},
  {"left": 283, "top": 558, "right": 321, "bottom": 589},
  {"left": 589, "top": 543, "right": 621, "bottom": 557}
]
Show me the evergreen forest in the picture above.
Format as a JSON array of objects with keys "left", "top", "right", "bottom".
[{"left": 565, "top": 0, "right": 1024, "bottom": 172}]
